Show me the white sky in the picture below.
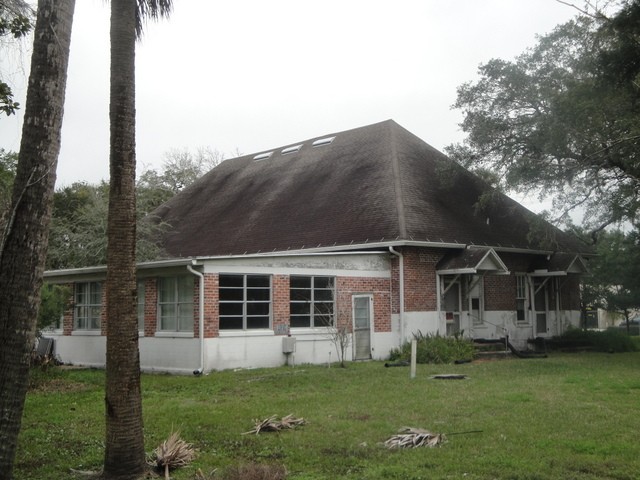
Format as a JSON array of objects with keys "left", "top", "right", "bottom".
[{"left": 1, "top": 0, "right": 579, "bottom": 199}]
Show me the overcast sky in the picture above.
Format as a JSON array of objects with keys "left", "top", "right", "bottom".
[{"left": 1, "top": 0, "right": 579, "bottom": 198}]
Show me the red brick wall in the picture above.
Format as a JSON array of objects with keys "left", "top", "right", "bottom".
[
  {"left": 484, "top": 275, "right": 516, "bottom": 311},
  {"left": 402, "top": 247, "right": 443, "bottom": 312},
  {"left": 202, "top": 274, "right": 219, "bottom": 338},
  {"left": 336, "top": 277, "right": 392, "bottom": 332},
  {"left": 272, "top": 275, "right": 290, "bottom": 334},
  {"left": 143, "top": 278, "right": 158, "bottom": 336}
]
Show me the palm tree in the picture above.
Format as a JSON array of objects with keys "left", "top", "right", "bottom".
[
  {"left": 103, "top": 1, "right": 171, "bottom": 478},
  {"left": 0, "top": 1, "right": 76, "bottom": 478}
]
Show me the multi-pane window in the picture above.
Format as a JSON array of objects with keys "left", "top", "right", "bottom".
[
  {"left": 137, "top": 281, "right": 145, "bottom": 331},
  {"left": 516, "top": 275, "right": 527, "bottom": 323},
  {"left": 290, "top": 276, "right": 335, "bottom": 328},
  {"left": 158, "top": 276, "right": 194, "bottom": 332},
  {"left": 75, "top": 282, "right": 102, "bottom": 330},
  {"left": 219, "top": 274, "right": 271, "bottom": 330}
]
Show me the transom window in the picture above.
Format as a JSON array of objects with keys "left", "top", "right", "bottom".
[
  {"left": 219, "top": 274, "right": 271, "bottom": 330},
  {"left": 290, "top": 276, "right": 335, "bottom": 328},
  {"left": 158, "top": 276, "right": 194, "bottom": 332},
  {"left": 74, "top": 282, "right": 102, "bottom": 330}
]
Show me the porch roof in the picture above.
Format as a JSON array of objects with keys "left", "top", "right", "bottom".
[{"left": 435, "top": 247, "right": 510, "bottom": 275}]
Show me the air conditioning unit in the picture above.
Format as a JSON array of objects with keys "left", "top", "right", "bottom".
[{"left": 282, "top": 336, "right": 296, "bottom": 354}]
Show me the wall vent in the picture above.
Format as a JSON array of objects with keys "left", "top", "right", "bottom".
[{"left": 312, "top": 136, "right": 335, "bottom": 147}]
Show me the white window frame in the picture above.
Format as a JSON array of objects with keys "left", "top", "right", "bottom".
[
  {"left": 290, "top": 276, "right": 335, "bottom": 329},
  {"left": 219, "top": 274, "right": 272, "bottom": 331},
  {"left": 516, "top": 275, "right": 529, "bottom": 324},
  {"left": 157, "top": 276, "right": 194, "bottom": 333},
  {"left": 74, "top": 281, "right": 102, "bottom": 331}
]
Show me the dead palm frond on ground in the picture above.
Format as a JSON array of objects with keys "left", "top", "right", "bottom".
[
  {"left": 242, "top": 414, "right": 306, "bottom": 435},
  {"left": 383, "top": 427, "right": 447, "bottom": 449},
  {"left": 148, "top": 431, "right": 196, "bottom": 479}
]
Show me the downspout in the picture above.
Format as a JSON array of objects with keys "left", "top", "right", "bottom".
[
  {"left": 187, "top": 263, "right": 205, "bottom": 375},
  {"left": 389, "top": 246, "right": 404, "bottom": 346}
]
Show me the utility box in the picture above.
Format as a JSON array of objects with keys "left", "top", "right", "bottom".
[{"left": 282, "top": 336, "right": 296, "bottom": 354}]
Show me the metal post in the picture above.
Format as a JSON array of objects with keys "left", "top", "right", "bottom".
[{"left": 410, "top": 339, "right": 417, "bottom": 379}]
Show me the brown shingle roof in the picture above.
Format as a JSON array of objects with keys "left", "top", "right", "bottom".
[{"left": 152, "top": 120, "right": 589, "bottom": 257}]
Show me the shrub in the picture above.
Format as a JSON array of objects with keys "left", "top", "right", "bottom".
[
  {"left": 388, "top": 331, "right": 475, "bottom": 364},
  {"left": 549, "top": 328, "right": 638, "bottom": 353}
]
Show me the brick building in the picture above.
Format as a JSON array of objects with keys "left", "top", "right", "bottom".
[{"left": 44, "top": 121, "right": 590, "bottom": 373}]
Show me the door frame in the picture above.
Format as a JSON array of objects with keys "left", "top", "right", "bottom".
[
  {"left": 532, "top": 277, "right": 551, "bottom": 337},
  {"left": 352, "top": 294, "right": 373, "bottom": 360}
]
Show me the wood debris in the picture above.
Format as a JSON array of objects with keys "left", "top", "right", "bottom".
[
  {"left": 149, "top": 431, "right": 197, "bottom": 479},
  {"left": 243, "top": 414, "right": 306, "bottom": 435},
  {"left": 383, "top": 427, "right": 447, "bottom": 449}
]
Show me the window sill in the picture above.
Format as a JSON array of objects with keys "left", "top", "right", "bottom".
[
  {"left": 154, "top": 331, "right": 195, "bottom": 338},
  {"left": 289, "top": 328, "right": 335, "bottom": 337},
  {"left": 218, "top": 329, "right": 274, "bottom": 338},
  {"left": 71, "top": 330, "right": 102, "bottom": 336}
]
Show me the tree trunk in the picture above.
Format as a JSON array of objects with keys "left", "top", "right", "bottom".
[
  {"left": 103, "top": 0, "right": 146, "bottom": 478},
  {"left": 0, "top": 1, "right": 75, "bottom": 478}
]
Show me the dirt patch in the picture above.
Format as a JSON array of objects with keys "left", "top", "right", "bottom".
[{"left": 29, "top": 377, "right": 90, "bottom": 394}]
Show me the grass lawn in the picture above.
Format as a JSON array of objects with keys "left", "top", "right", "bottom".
[{"left": 18, "top": 352, "right": 640, "bottom": 479}]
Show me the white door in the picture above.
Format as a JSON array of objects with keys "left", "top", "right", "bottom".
[
  {"left": 352, "top": 295, "right": 372, "bottom": 360},
  {"left": 533, "top": 278, "right": 549, "bottom": 336}
]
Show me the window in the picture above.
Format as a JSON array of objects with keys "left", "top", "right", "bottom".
[
  {"left": 516, "top": 275, "right": 527, "bottom": 323},
  {"left": 219, "top": 274, "right": 271, "bottom": 330},
  {"left": 137, "top": 281, "right": 145, "bottom": 331},
  {"left": 74, "top": 282, "right": 102, "bottom": 330},
  {"left": 158, "top": 276, "right": 194, "bottom": 332},
  {"left": 290, "top": 276, "right": 335, "bottom": 328}
]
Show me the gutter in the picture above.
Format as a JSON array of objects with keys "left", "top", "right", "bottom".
[
  {"left": 388, "top": 246, "right": 404, "bottom": 346},
  {"left": 187, "top": 262, "right": 205, "bottom": 375}
]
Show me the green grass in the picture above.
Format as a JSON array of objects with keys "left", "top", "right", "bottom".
[{"left": 17, "top": 353, "right": 640, "bottom": 479}]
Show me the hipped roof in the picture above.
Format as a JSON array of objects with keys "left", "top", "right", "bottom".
[{"left": 152, "top": 120, "right": 589, "bottom": 258}]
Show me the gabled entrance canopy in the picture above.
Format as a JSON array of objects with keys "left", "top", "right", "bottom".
[
  {"left": 435, "top": 247, "right": 510, "bottom": 276},
  {"left": 529, "top": 253, "right": 589, "bottom": 277}
]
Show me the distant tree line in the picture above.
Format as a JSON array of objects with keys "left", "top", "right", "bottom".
[{"left": 0, "top": 146, "right": 223, "bottom": 270}]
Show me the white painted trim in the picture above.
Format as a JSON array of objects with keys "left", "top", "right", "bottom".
[
  {"left": 154, "top": 331, "right": 195, "bottom": 338},
  {"left": 218, "top": 330, "right": 275, "bottom": 338}
]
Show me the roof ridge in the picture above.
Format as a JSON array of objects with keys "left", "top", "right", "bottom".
[{"left": 388, "top": 121, "right": 407, "bottom": 239}]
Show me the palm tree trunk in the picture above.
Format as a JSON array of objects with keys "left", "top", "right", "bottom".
[
  {"left": 0, "top": 1, "right": 75, "bottom": 478},
  {"left": 103, "top": 0, "right": 146, "bottom": 477}
]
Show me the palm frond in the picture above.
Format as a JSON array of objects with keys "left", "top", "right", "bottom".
[
  {"left": 383, "top": 427, "right": 447, "bottom": 449},
  {"left": 148, "top": 430, "right": 196, "bottom": 479},
  {"left": 135, "top": 0, "right": 173, "bottom": 38}
]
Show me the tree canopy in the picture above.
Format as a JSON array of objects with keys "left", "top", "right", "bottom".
[
  {"left": 45, "top": 147, "right": 222, "bottom": 270},
  {"left": 581, "top": 229, "right": 640, "bottom": 326},
  {"left": 0, "top": 0, "right": 34, "bottom": 117},
  {"left": 447, "top": 0, "right": 640, "bottom": 234}
]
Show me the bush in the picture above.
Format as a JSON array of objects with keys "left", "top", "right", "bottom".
[
  {"left": 549, "top": 328, "right": 638, "bottom": 353},
  {"left": 388, "top": 331, "right": 475, "bottom": 364}
]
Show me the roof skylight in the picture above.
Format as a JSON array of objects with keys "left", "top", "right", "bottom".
[
  {"left": 253, "top": 151, "right": 273, "bottom": 161},
  {"left": 312, "top": 136, "right": 335, "bottom": 147},
  {"left": 281, "top": 144, "right": 303, "bottom": 155}
]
